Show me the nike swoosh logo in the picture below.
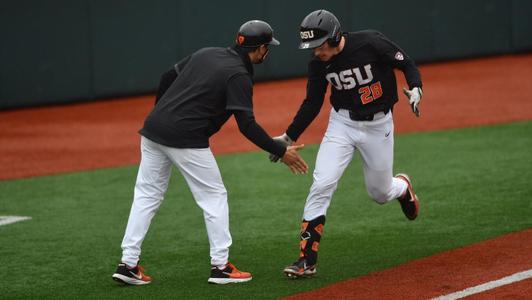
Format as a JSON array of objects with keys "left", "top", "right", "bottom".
[
  {"left": 129, "top": 271, "right": 143, "bottom": 280},
  {"left": 385, "top": 131, "right": 391, "bottom": 137},
  {"left": 325, "top": 64, "right": 331, "bottom": 69}
]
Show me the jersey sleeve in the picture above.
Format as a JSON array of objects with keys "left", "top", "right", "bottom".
[
  {"left": 154, "top": 55, "right": 192, "bottom": 105},
  {"left": 154, "top": 68, "right": 177, "bottom": 104},
  {"left": 174, "top": 55, "right": 191, "bottom": 76},
  {"left": 285, "top": 59, "right": 328, "bottom": 141},
  {"left": 226, "top": 73, "right": 253, "bottom": 112},
  {"left": 233, "top": 110, "right": 286, "bottom": 157},
  {"left": 371, "top": 32, "right": 423, "bottom": 89}
]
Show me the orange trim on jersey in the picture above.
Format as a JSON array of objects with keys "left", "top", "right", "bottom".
[{"left": 371, "top": 81, "right": 383, "bottom": 99}]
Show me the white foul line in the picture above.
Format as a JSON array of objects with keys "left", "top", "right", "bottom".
[
  {"left": 0, "top": 216, "right": 32, "bottom": 226},
  {"left": 431, "top": 269, "right": 532, "bottom": 300}
]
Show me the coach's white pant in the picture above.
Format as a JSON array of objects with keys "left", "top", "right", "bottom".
[
  {"left": 303, "top": 108, "right": 408, "bottom": 220},
  {"left": 121, "top": 136, "right": 231, "bottom": 267}
]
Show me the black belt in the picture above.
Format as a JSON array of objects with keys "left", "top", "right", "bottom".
[{"left": 348, "top": 108, "right": 390, "bottom": 121}]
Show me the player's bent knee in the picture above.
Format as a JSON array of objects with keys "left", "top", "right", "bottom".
[{"left": 367, "top": 188, "right": 391, "bottom": 204}]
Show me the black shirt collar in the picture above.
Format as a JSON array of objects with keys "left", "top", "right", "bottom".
[{"left": 231, "top": 45, "right": 254, "bottom": 76}]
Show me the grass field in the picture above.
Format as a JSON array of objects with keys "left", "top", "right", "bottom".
[{"left": 1, "top": 122, "right": 531, "bottom": 299}]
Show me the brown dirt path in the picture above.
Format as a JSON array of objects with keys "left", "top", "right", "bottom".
[
  {"left": 466, "top": 278, "right": 532, "bottom": 300},
  {"left": 283, "top": 229, "right": 532, "bottom": 300},
  {"left": 1, "top": 54, "right": 532, "bottom": 180}
]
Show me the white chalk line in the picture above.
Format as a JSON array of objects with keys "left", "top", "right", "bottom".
[
  {"left": 431, "top": 269, "right": 532, "bottom": 300},
  {"left": 0, "top": 215, "right": 32, "bottom": 226}
]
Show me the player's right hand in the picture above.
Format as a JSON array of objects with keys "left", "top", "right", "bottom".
[
  {"left": 281, "top": 144, "right": 308, "bottom": 174},
  {"left": 269, "top": 133, "right": 293, "bottom": 162}
]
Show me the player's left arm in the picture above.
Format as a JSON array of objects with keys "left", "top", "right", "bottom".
[{"left": 372, "top": 32, "right": 423, "bottom": 116}]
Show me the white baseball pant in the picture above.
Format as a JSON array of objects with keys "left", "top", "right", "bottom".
[
  {"left": 303, "top": 108, "right": 408, "bottom": 220},
  {"left": 121, "top": 136, "right": 231, "bottom": 267}
]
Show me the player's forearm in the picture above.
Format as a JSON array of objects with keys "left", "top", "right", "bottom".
[{"left": 398, "top": 59, "right": 422, "bottom": 89}]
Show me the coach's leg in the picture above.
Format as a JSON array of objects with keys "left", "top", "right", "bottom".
[
  {"left": 168, "top": 148, "right": 231, "bottom": 268},
  {"left": 121, "top": 136, "right": 172, "bottom": 267}
]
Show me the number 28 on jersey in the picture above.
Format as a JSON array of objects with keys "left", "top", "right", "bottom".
[{"left": 326, "top": 64, "right": 383, "bottom": 105}]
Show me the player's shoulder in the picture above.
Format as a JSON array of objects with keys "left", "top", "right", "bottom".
[
  {"left": 346, "top": 30, "right": 386, "bottom": 45},
  {"left": 309, "top": 55, "right": 326, "bottom": 70}
]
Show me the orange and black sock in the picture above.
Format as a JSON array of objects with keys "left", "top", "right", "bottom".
[{"left": 299, "top": 215, "right": 325, "bottom": 266}]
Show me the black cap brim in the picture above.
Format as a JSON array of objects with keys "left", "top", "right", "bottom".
[
  {"left": 268, "top": 37, "right": 280, "bottom": 46},
  {"left": 298, "top": 36, "right": 328, "bottom": 49}
]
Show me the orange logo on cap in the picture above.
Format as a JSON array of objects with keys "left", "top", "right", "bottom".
[{"left": 237, "top": 35, "right": 245, "bottom": 45}]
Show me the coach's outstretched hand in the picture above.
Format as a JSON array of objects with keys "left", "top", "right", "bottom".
[
  {"left": 269, "top": 133, "right": 293, "bottom": 162},
  {"left": 282, "top": 144, "right": 308, "bottom": 174}
]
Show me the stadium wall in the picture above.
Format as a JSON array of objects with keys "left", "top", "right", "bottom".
[{"left": 1, "top": 0, "right": 531, "bottom": 109}]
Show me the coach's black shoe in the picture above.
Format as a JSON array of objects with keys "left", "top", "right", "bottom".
[
  {"left": 395, "top": 173, "right": 420, "bottom": 220},
  {"left": 112, "top": 263, "right": 152, "bottom": 285},
  {"left": 283, "top": 257, "right": 317, "bottom": 278},
  {"left": 207, "top": 262, "right": 252, "bottom": 284}
]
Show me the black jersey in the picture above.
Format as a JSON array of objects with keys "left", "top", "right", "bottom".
[
  {"left": 141, "top": 47, "right": 251, "bottom": 148},
  {"left": 140, "top": 46, "right": 286, "bottom": 157},
  {"left": 286, "top": 30, "right": 423, "bottom": 141}
]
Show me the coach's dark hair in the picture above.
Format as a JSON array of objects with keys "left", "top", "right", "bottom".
[{"left": 234, "top": 44, "right": 261, "bottom": 54}]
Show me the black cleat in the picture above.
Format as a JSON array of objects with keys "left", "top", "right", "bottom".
[
  {"left": 112, "top": 263, "right": 152, "bottom": 285},
  {"left": 283, "top": 258, "right": 317, "bottom": 278},
  {"left": 395, "top": 173, "right": 420, "bottom": 220}
]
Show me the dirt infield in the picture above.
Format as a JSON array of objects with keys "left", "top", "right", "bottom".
[
  {"left": 283, "top": 229, "right": 532, "bottom": 300},
  {"left": 1, "top": 54, "right": 532, "bottom": 180}
]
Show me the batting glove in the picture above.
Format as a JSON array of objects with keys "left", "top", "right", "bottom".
[
  {"left": 269, "top": 133, "right": 293, "bottom": 162},
  {"left": 402, "top": 87, "right": 423, "bottom": 117}
]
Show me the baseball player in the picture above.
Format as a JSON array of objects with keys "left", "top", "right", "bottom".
[
  {"left": 112, "top": 20, "right": 308, "bottom": 285},
  {"left": 270, "top": 10, "right": 423, "bottom": 278}
]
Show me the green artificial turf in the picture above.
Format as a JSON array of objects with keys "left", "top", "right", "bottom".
[{"left": 1, "top": 121, "right": 531, "bottom": 299}]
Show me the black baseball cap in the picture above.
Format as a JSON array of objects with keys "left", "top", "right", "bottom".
[{"left": 236, "top": 20, "right": 280, "bottom": 47}]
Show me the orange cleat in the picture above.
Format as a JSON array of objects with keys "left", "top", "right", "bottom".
[
  {"left": 112, "top": 263, "right": 152, "bottom": 285},
  {"left": 208, "top": 262, "right": 252, "bottom": 284}
]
